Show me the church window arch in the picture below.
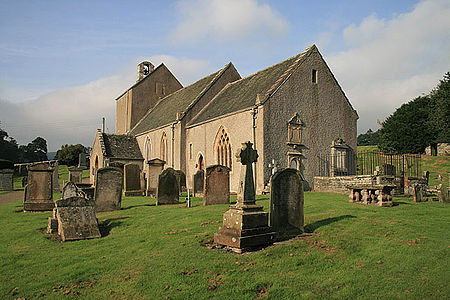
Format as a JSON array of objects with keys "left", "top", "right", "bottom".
[
  {"left": 160, "top": 132, "right": 168, "bottom": 162},
  {"left": 215, "top": 127, "right": 232, "bottom": 169}
]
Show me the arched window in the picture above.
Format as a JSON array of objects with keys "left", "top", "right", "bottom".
[
  {"left": 215, "top": 127, "right": 232, "bottom": 169},
  {"left": 160, "top": 132, "right": 168, "bottom": 162},
  {"left": 144, "top": 137, "right": 152, "bottom": 162},
  {"left": 198, "top": 154, "right": 204, "bottom": 171}
]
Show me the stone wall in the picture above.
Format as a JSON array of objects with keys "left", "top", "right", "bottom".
[
  {"left": 425, "top": 143, "right": 450, "bottom": 156},
  {"left": 314, "top": 175, "right": 375, "bottom": 194}
]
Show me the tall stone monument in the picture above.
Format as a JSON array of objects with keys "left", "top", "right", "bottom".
[
  {"left": 24, "top": 162, "right": 55, "bottom": 211},
  {"left": 156, "top": 168, "right": 179, "bottom": 205},
  {"left": 270, "top": 168, "right": 304, "bottom": 237},
  {"left": 203, "top": 165, "right": 230, "bottom": 206},
  {"left": 214, "top": 142, "right": 274, "bottom": 252},
  {"left": 94, "top": 167, "right": 123, "bottom": 212}
]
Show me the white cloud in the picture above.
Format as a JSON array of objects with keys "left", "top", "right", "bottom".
[
  {"left": 170, "top": 0, "right": 288, "bottom": 43},
  {"left": 325, "top": 0, "right": 450, "bottom": 133},
  {"left": 0, "top": 56, "right": 211, "bottom": 151}
]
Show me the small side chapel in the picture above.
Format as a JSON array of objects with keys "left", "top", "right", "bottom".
[{"left": 90, "top": 45, "right": 358, "bottom": 192}]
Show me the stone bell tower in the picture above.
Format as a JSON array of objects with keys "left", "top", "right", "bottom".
[{"left": 137, "top": 61, "right": 155, "bottom": 82}]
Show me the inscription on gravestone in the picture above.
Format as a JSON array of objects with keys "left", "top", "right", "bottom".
[
  {"left": 24, "top": 162, "right": 54, "bottom": 211},
  {"left": 203, "top": 165, "right": 230, "bottom": 206},
  {"left": 94, "top": 167, "right": 123, "bottom": 212}
]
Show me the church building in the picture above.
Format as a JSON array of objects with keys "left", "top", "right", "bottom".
[{"left": 90, "top": 45, "right": 358, "bottom": 193}]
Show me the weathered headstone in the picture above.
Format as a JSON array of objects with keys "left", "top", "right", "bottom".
[
  {"left": 68, "top": 166, "right": 83, "bottom": 184},
  {"left": 270, "top": 168, "right": 304, "bottom": 236},
  {"left": 124, "top": 163, "right": 143, "bottom": 196},
  {"left": 156, "top": 168, "right": 179, "bottom": 205},
  {"left": 214, "top": 141, "right": 274, "bottom": 252},
  {"left": 78, "top": 152, "right": 87, "bottom": 168},
  {"left": 438, "top": 184, "right": 449, "bottom": 203},
  {"left": 62, "top": 182, "right": 80, "bottom": 199},
  {"left": 55, "top": 196, "right": 101, "bottom": 241},
  {"left": 76, "top": 183, "right": 95, "bottom": 200},
  {"left": 411, "top": 183, "right": 424, "bottom": 202},
  {"left": 0, "top": 169, "right": 14, "bottom": 191},
  {"left": 51, "top": 161, "right": 60, "bottom": 191},
  {"left": 94, "top": 167, "right": 123, "bottom": 212},
  {"left": 203, "top": 165, "right": 230, "bottom": 206},
  {"left": 147, "top": 158, "right": 165, "bottom": 196},
  {"left": 24, "top": 162, "right": 54, "bottom": 211},
  {"left": 174, "top": 170, "right": 186, "bottom": 195},
  {"left": 193, "top": 170, "right": 204, "bottom": 197}
]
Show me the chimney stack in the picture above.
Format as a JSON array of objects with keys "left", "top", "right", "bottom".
[{"left": 137, "top": 61, "right": 155, "bottom": 82}]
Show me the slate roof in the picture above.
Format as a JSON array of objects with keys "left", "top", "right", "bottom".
[
  {"left": 101, "top": 133, "right": 143, "bottom": 160},
  {"left": 188, "top": 45, "right": 315, "bottom": 126},
  {"left": 130, "top": 64, "right": 233, "bottom": 135}
]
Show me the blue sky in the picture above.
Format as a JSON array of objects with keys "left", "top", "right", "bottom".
[{"left": 0, "top": 0, "right": 449, "bottom": 151}]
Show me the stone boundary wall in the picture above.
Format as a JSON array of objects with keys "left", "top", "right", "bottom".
[{"left": 314, "top": 175, "right": 375, "bottom": 194}]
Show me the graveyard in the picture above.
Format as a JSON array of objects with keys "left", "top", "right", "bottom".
[{"left": 0, "top": 164, "right": 449, "bottom": 299}]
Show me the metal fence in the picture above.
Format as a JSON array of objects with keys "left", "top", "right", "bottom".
[{"left": 317, "top": 151, "right": 422, "bottom": 177}]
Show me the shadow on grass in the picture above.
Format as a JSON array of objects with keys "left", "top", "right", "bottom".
[
  {"left": 121, "top": 204, "right": 155, "bottom": 210},
  {"left": 392, "top": 201, "right": 411, "bottom": 206},
  {"left": 98, "top": 217, "right": 129, "bottom": 237},
  {"left": 304, "top": 215, "right": 356, "bottom": 233}
]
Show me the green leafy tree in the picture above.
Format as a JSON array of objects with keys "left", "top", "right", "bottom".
[
  {"left": 357, "top": 129, "right": 380, "bottom": 146},
  {"left": 0, "top": 127, "right": 20, "bottom": 162},
  {"left": 18, "top": 137, "right": 48, "bottom": 162},
  {"left": 56, "top": 144, "right": 87, "bottom": 166},
  {"left": 429, "top": 72, "right": 450, "bottom": 142}
]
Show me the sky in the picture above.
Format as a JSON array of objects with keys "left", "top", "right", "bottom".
[{"left": 0, "top": 0, "right": 449, "bottom": 151}]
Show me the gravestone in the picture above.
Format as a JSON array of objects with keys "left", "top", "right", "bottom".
[
  {"left": 46, "top": 208, "right": 58, "bottom": 234},
  {"left": 76, "top": 183, "right": 95, "bottom": 200},
  {"left": 68, "top": 166, "right": 83, "bottom": 184},
  {"left": 193, "top": 170, "right": 204, "bottom": 197},
  {"left": 78, "top": 153, "right": 87, "bottom": 168},
  {"left": 147, "top": 159, "right": 165, "bottom": 196},
  {"left": 411, "top": 183, "right": 424, "bottom": 202},
  {"left": 0, "top": 169, "right": 14, "bottom": 191},
  {"left": 156, "top": 168, "right": 179, "bottom": 205},
  {"left": 203, "top": 165, "right": 230, "bottom": 206},
  {"left": 54, "top": 196, "right": 101, "bottom": 241},
  {"left": 438, "top": 184, "right": 449, "bottom": 203},
  {"left": 424, "top": 171, "right": 430, "bottom": 185},
  {"left": 270, "top": 168, "right": 304, "bottom": 236},
  {"left": 214, "top": 141, "right": 274, "bottom": 252},
  {"left": 174, "top": 170, "right": 186, "bottom": 195},
  {"left": 124, "top": 163, "right": 143, "bottom": 196},
  {"left": 24, "top": 162, "right": 54, "bottom": 211},
  {"left": 62, "top": 182, "right": 81, "bottom": 199},
  {"left": 51, "top": 161, "right": 59, "bottom": 191},
  {"left": 94, "top": 167, "right": 123, "bottom": 212}
]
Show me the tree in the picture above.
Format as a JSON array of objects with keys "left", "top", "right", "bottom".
[
  {"left": 0, "top": 128, "right": 20, "bottom": 162},
  {"left": 357, "top": 129, "right": 380, "bottom": 146},
  {"left": 56, "top": 144, "right": 87, "bottom": 166},
  {"left": 429, "top": 72, "right": 450, "bottom": 142},
  {"left": 18, "top": 137, "right": 48, "bottom": 162}
]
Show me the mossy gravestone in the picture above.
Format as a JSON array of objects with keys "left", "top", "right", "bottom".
[
  {"left": 203, "top": 165, "right": 230, "bottom": 206},
  {"left": 94, "top": 167, "right": 123, "bottom": 212},
  {"left": 156, "top": 168, "right": 179, "bottom": 205},
  {"left": 55, "top": 196, "right": 101, "bottom": 241},
  {"left": 24, "top": 162, "right": 54, "bottom": 211},
  {"left": 270, "top": 168, "right": 304, "bottom": 237}
]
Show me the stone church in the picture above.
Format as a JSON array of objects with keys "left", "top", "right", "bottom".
[{"left": 90, "top": 45, "right": 358, "bottom": 193}]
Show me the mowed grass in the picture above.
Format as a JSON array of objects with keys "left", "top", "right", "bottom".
[
  {"left": 0, "top": 193, "right": 449, "bottom": 299},
  {"left": 422, "top": 155, "right": 450, "bottom": 186}
]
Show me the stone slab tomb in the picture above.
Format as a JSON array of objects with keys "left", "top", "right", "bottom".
[
  {"left": 193, "top": 170, "right": 204, "bottom": 197},
  {"left": 124, "top": 163, "right": 143, "bottom": 196},
  {"left": 0, "top": 169, "right": 14, "bottom": 191},
  {"left": 156, "top": 168, "right": 179, "bottom": 205},
  {"left": 146, "top": 158, "right": 165, "bottom": 196},
  {"left": 270, "top": 168, "right": 304, "bottom": 237},
  {"left": 203, "top": 165, "right": 230, "bottom": 206},
  {"left": 94, "top": 167, "right": 123, "bottom": 212},
  {"left": 68, "top": 166, "right": 83, "bottom": 184},
  {"left": 24, "top": 162, "right": 54, "bottom": 211},
  {"left": 53, "top": 196, "right": 101, "bottom": 241}
]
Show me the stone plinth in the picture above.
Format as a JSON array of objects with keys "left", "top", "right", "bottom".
[
  {"left": 0, "top": 169, "right": 14, "bottom": 191},
  {"left": 214, "top": 142, "right": 274, "bottom": 252},
  {"left": 68, "top": 166, "right": 83, "bottom": 184},
  {"left": 24, "top": 162, "right": 54, "bottom": 211},
  {"left": 203, "top": 165, "right": 230, "bottom": 206}
]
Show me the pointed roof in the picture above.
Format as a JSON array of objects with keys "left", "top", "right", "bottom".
[
  {"left": 100, "top": 133, "right": 143, "bottom": 160},
  {"left": 130, "top": 63, "right": 237, "bottom": 135}
]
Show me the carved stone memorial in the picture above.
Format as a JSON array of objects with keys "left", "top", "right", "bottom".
[
  {"left": 156, "top": 168, "right": 179, "bottom": 205},
  {"left": 124, "top": 163, "right": 143, "bottom": 196},
  {"left": 214, "top": 142, "right": 274, "bottom": 252},
  {"left": 68, "top": 166, "right": 83, "bottom": 184},
  {"left": 174, "top": 169, "right": 186, "bottom": 195},
  {"left": 62, "top": 182, "right": 81, "bottom": 199},
  {"left": 0, "top": 169, "right": 14, "bottom": 191},
  {"left": 193, "top": 170, "right": 204, "bottom": 197},
  {"left": 411, "top": 183, "right": 424, "bottom": 202},
  {"left": 147, "top": 158, "right": 165, "bottom": 196},
  {"left": 438, "top": 184, "right": 449, "bottom": 203},
  {"left": 94, "top": 167, "right": 123, "bottom": 212},
  {"left": 270, "top": 168, "right": 304, "bottom": 237},
  {"left": 24, "top": 162, "right": 54, "bottom": 211},
  {"left": 203, "top": 165, "right": 230, "bottom": 206}
]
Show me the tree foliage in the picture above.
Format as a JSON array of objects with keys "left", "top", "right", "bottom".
[
  {"left": 56, "top": 144, "right": 87, "bottom": 166},
  {"left": 0, "top": 127, "right": 48, "bottom": 163},
  {"left": 357, "top": 129, "right": 380, "bottom": 146},
  {"left": 379, "top": 72, "right": 449, "bottom": 154}
]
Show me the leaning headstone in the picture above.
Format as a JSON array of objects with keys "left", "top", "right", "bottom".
[
  {"left": 411, "top": 183, "right": 424, "bottom": 202},
  {"left": 173, "top": 170, "right": 186, "bottom": 195},
  {"left": 24, "top": 162, "right": 54, "bottom": 211},
  {"left": 68, "top": 166, "right": 83, "bottom": 184},
  {"left": 193, "top": 170, "right": 204, "bottom": 197},
  {"left": 55, "top": 196, "right": 101, "bottom": 241},
  {"left": 270, "top": 168, "right": 304, "bottom": 236},
  {"left": 438, "top": 184, "right": 449, "bottom": 203},
  {"left": 62, "top": 182, "right": 81, "bottom": 199},
  {"left": 147, "top": 159, "right": 165, "bottom": 196},
  {"left": 0, "top": 169, "right": 14, "bottom": 191},
  {"left": 156, "top": 168, "right": 179, "bottom": 205},
  {"left": 124, "top": 164, "right": 142, "bottom": 196},
  {"left": 94, "top": 167, "right": 123, "bottom": 212},
  {"left": 203, "top": 165, "right": 230, "bottom": 206},
  {"left": 214, "top": 141, "right": 274, "bottom": 252}
]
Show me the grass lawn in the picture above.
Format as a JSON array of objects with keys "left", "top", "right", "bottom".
[{"left": 1, "top": 193, "right": 449, "bottom": 299}]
